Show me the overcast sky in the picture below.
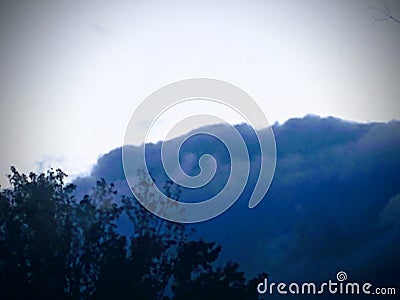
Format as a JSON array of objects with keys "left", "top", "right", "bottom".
[{"left": 0, "top": 0, "right": 399, "bottom": 186}]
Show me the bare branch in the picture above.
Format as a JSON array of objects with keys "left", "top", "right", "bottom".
[{"left": 367, "top": 3, "right": 400, "bottom": 25}]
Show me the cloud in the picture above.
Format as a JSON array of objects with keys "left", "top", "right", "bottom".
[
  {"left": 74, "top": 115, "right": 400, "bottom": 286},
  {"left": 91, "top": 23, "right": 113, "bottom": 39}
]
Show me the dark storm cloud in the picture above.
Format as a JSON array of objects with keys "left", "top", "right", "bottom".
[{"left": 74, "top": 115, "right": 400, "bottom": 286}]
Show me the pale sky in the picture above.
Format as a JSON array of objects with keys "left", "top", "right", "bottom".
[{"left": 0, "top": 0, "right": 399, "bottom": 186}]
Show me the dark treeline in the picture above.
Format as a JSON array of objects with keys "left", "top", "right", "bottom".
[{"left": 0, "top": 167, "right": 264, "bottom": 300}]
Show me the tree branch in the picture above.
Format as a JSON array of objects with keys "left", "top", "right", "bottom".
[{"left": 368, "top": 3, "right": 400, "bottom": 25}]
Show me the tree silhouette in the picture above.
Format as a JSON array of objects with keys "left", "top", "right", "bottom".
[{"left": 0, "top": 167, "right": 262, "bottom": 299}]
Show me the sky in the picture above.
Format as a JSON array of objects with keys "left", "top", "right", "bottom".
[{"left": 0, "top": 0, "right": 400, "bottom": 186}]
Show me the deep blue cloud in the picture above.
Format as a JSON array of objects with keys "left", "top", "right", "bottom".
[{"left": 73, "top": 115, "right": 400, "bottom": 291}]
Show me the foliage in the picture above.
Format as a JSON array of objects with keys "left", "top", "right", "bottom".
[{"left": 0, "top": 167, "right": 261, "bottom": 299}]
